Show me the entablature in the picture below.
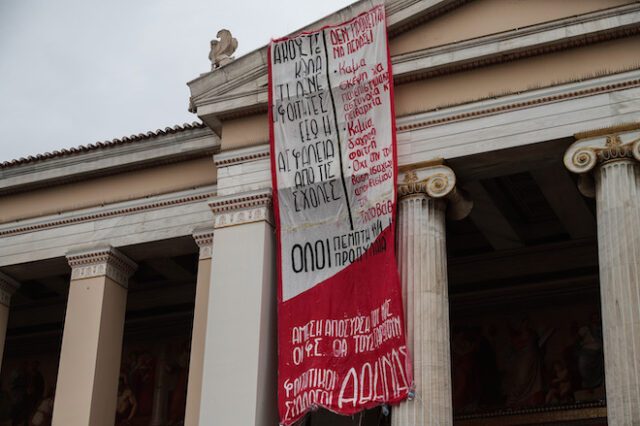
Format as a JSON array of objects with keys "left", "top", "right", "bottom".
[{"left": 0, "top": 185, "right": 216, "bottom": 267}]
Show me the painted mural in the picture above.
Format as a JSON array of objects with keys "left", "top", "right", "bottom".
[
  {"left": 451, "top": 302, "right": 605, "bottom": 415},
  {"left": 116, "top": 340, "right": 189, "bottom": 426},
  {"left": 0, "top": 299, "right": 606, "bottom": 424},
  {"left": 0, "top": 338, "right": 189, "bottom": 426},
  {"left": 0, "top": 356, "right": 56, "bottom": 426}
]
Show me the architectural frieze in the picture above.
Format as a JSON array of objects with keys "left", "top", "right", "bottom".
[
  {"left": 66, "top": 247, "right": 137, "bottom": 288},
  {"left": 396, "top": 72, "right": 640, "bottom": 132},
  {"left": 213, "top": 144, "right": 270, "bottom": 168},
  {"left": 208, "top": 190, "right": 273, "bottom": 229},
  {"left": 0, "top": 186, "right": 217, "bottom": 237},
  {"left": 0, "top": 271, "right": 20, "bottom": 307},
  {"left": 193, "top": 229, "right": 215, "bottom": 260}
]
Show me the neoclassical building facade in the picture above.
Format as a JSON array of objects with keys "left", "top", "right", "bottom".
[{"left": 1, "top": 1, "right": 639, "bottom": 425}]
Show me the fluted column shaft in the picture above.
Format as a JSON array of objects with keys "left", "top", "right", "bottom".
[
  {"left": 594, "top": 160, "right": 640, "bottom": 425},
  {"left": 395, "top": 195, "right": 451, "bottom": 425},
  {"left": 564, "top": 124, "right": 640, "bottom": 426},
  {"left": 392, "top": 164, "right": 471, "bottom": 426}
]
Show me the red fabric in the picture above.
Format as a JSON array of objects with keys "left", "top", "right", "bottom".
[
  {"left": 269, "top": 5, "right": 411, "bottom": 424},
  {"left": 277, "top": 228, "right": 411, "bottom": 423}
]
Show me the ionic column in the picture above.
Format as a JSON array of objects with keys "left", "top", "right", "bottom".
[
  {"left": 564, "top": 124, "right": 640, "bottom": 426},
  {"left": 184, "top": 228, "right": 214, "bottom": 426},
  {"left": 52, "top": 247, "right": 137, "bottom": 426},
  {"left": 393, "top": 163, "right": 472, "bottom": 426},
  {"left": 198, "top": 190, "right": 278, "bottom": 426},
  {"left": 0, "top": 271, "right": 20, "bottom": 371}
]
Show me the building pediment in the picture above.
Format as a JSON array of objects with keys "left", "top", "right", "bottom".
[
  {"left": 188, "top": 0, "right": 464, "bottom": 133},
  {"left": 188, "top": 0, "right": 640, "bottom": 136}
]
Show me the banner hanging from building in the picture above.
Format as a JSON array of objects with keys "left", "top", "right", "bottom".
[{"left": 268, "top": 4, "right": 412, "bottom": 424}]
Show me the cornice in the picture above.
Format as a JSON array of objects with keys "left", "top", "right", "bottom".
[
  {"left": 0, "top": 127, "right": 220, "bottom": 196},
  {"left": 0, "top": 271, "right": 20, "bottom": 307},
  {"left": 213, "top": 144, "right": 270, "bottom": 168},
  {"left": 0, "top": 185, "right": 217, "bottom": 237},
  {"left": 192, "top": 65, "right": 268, "bottom": 108},
  {"left": 188, "top": 0, "right": 454, "bottom": 88},
  {"left": 189, "top": 3, "right": 640, "bottom": 125},
  {"left": 386, "top": 0, "right": 467, "bottom": 37},
  {"left": 392, "top": 4, "right": 640, "bottom": 84},
  {"left": 396, "top": 70, "right": 640, "bottom": 133},
  {"left": 188, "top": 0, "right": 461, "bottom": 124},
  {"left": 0, "top": 122, "right": 208, "bottom": 170},
  {"left": 66, "top": 246, "right": 137, "bottom": 288},
  {"left": 192, "top": 228, "right": 214, "bottom": 260}
]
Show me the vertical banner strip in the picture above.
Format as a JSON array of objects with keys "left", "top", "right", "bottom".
[{"left": 269, "top": 5, "right": 412, "bottom": 424}]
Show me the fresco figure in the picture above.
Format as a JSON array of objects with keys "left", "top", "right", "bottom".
[
  {"left": 502, "top": 318, "right": 551, "bottom": 407},
  {"left": 452, "top": 328, "right": 482, "bottom": 412},
  {"left": 133, "top": 353, "right": 155, "bottom": 417},
  {"left": 545, "top": 361, "right": 573, "bottom": 404},
  {"left": 116, "top": 374, "right": 137, "bottom": 426},
  {"left": 451, "top": 327, "right": 500, "bottom": 412},
  {"left": 125, "top": 352, "right": 140, "bottom": 395},
  {"left": 576, "top": 325, "right": 604, "bottom": 389},
  {"left": 29, "top": 387, "right": 54, "bottom": 426},
  {"left": 0, "top": 381, "right": 11, "bottom": 426},
  {"left": 26, "top": 362, "right": 44, "bottom": 419},
  {"left": 9, "top": 361, "right": 30, "bottom": 426},
  {"left": 166, "top": 343, "right": 189, "bottom": 425}
]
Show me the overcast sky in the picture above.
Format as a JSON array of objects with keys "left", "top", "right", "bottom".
[{"left": 0, "top": 0, "right": 355, "bottom": 162}]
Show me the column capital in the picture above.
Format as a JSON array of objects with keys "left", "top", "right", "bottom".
[
  {"left": 398, "top": 163, "right": 472, "bottom": 221},
  {"left": 193, "top": 228, "right": 215, "bottom": 260},
  {"left": 66, "top": 246, "right": 137, "bottom": 288},
  {"left": 0, "top": 271, "right": 20, "bottom": 307},
  {"left": 564, "top": 123, "right": 640, "bottom": 197},
  {"left": 565, "top": 123, "right": 640, "bottom": 174},
  {"left": 208, "top": 189, "right": 273, "bottom": 229}
]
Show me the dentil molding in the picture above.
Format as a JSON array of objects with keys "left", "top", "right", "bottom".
[
  {"left": 66, "top": 247, "right": 137, "bottom": 288},
  {"left": 208, "top": 189, "right": 273, "bottom": 229},
  {"left": 0, "top": 271, "right": 20, "bottom": 307},
  {"left": 193, "top": 228, "right": 215, "bottom": 260}
]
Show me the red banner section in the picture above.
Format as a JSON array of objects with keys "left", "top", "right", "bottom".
[{"left": 268, "top": 4, "right": 412, "bottom": 424}]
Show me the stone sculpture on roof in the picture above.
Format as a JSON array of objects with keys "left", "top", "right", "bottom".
[{"left": 209, "top": 29, "right": 238, "bottom": 70}]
